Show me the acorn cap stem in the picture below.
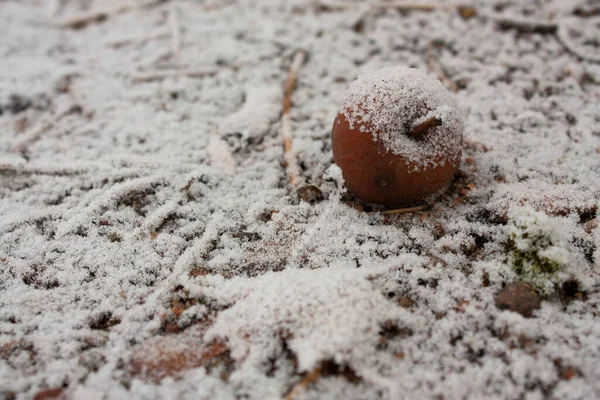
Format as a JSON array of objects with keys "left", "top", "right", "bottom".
[{"left": 409, "top": 117, "right": 442, "bottom": 139}]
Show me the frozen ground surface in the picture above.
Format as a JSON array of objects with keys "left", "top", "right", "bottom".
[{"left": 1, "top": 0, "right": 600, "bottom": 399}]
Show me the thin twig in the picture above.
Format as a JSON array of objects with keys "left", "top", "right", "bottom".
[
  {"left": 0, "top": 165, "right": 87, "bottom": 177},
  {"left": 319, "top": 1, "right": 449, "bottom": 12},
  {"left": 490, "top": 14, "right": 600, "bottom": 63},
  {"left": 11, "top": 105, "right": 82, "bottom": 154},
  {"left": 105, "top": 31, "right": 170, "bottom": 48},
  {"left": 282, "top": 51, "right": 306, "bottom": 187},
  {"left": 132, "top": 68, "right": 220, "bottom": 82},
  {"left": 426, "top": 55, "right": 459, "bottom": 92},
  {"left": 169, "top": 2, "right": 181, "bottom": 61},
  {"left": 493, "top": 15, "right": 557, "bottom": 34},
  {"left": 382, "top": 204, "right": 430, "bottom": 215},
  {"left": 366, "top": 204, "right": 430, "bottom": 216},
  {"left": 318, "top": 1, "right": 477, "bottom": 20},
  {"left": 57, "top": 0, "right": 165, "bottom": 29},
  {"left": 284, "top": 367, "right": 322, "bottom": 400},
  {"left": 283, "top": 52, "right": 306, "bottom": 115}
]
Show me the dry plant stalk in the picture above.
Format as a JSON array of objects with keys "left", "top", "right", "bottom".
[
  {"left": 105, "top": 31, "right": 171, "bottom": 48},
  {"left": 319, "top": 1, "right": 475, "bottom": 14},
  {"left": 381, "top": 204, "right": 430, "bottom": 215},
  {"left": 282, "top": 50, "right": 306, "bottom": 187},
  {"left": 320, "top": 1, "right": 435, "bottom": 11},
  {"left": 11, "top": 105, "right": 83, "bottom": 154},
  {"left": 426, "top": 56, "right": 459, "bottom": 91},
  {"left": 284, "top": 366, "right": 322, "bottom": 400},
  {"left": 58, "top": 0, "right": 165, "bottom": 29},
  {"left": 363, "top": 204, "right": 430, "bottom": 216},
  {"left": 132, "top": 68, "right": 219, "bottom": 82}
]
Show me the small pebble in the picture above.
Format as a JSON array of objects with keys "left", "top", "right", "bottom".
[
  {"left": 584, "top": 218, "right": 597, "bottom": 234},
  {"left": 495, "top": 282, "right": 541, "bottom": 318},
  {"left": 297, "top": 185, "right": 324, "bottom": 205},
  {"left": 398, "top": 297, "right": 415, "bottom": 308}
]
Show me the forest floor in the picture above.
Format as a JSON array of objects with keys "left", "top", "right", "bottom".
[{"left": 1, "top": 0, "right": 600, "bottom": 399}]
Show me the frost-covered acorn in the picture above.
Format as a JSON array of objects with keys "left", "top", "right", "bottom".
[{"left": 332, "top": 66, "right": 464, "bottom": 206}]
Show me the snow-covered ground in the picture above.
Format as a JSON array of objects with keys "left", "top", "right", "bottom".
[{"left": 1, "top": 0, "right": 599, "bottom": 399}]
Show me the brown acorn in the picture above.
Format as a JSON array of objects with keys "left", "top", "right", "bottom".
[{"left": 332, "top": 66, "right": 464, "bottom": 207}]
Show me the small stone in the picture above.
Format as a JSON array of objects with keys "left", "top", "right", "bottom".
[
  {"left": 297, "top": 185, "right": 324, "bottom": 205},
  {"left": 457, "top": 6, "right": 477, "bottom": 20},
  {"left": 257, "top": 209, "right": 277, "bottom": 222},
  {"left": 432, "top": 223, "right": 445, "bottom": 239},
  {"left": 189, "top": 267, "right": 210, "bottom": 277},
  {"left": 164, "top": 322, "right": 180, "bottom": 334},
  {"left": 232, "top": 231, "right": 261, "bottom": 241},
  {"left": 584, "top": 218, "right": 597, "bottom": 234},
  {"left": 495, "top": 282, "right": 541, "bottom": 317},
  {"left": 428, "top": 256, "right": 447, "bottom": 268},
  {"left": 398, "top": 297, "right": 415, "bottom": 308}
]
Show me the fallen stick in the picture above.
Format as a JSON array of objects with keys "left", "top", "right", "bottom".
[
  {"left": 365, "top": 204, "right": 430, "bottom": 216},
  {"left": 492, "top": 15, "right": 558, "bottom": 34},
  {"left": 11, "top": 105, "right": 82, "bottom": 154},
  {"left": 426, "top": 55, "right": 459, "bottom": 92},
  {"left": 382, "top": 204, "right": 430, "bottom": 215},
  {"left": 132, "top": 68, "right": 220, "bottom": 82},
  {"left": 318, "top": 1, "right": 473, "bottom": 13},
  {"left": 105, "top": 31, "right": 170, "bottom": 48},
  {"left": 320, "top": 1, "right": 440, "bottom": 11},
  {"left": 282, "top": 50, "right": 307, "bottom": 187},
  {"left": 490, "top": 14, "right": 600, "bottom": 63},
  {"left": 57, "top": 0, "right": 165, "bottom": 29}
]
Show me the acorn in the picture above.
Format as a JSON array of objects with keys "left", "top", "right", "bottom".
[{"left": 332, "top": 66, "right": 464, "bottom": 207}]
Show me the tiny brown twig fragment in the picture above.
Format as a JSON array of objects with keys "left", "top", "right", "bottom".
[
  {"left": 58, "top": 0, "right": 165, "bottom": 29},
  {"left": 496, "top": 18, "right": 557, "bottom": 34},
  {"left": 319, "top": 1, "right": 447, "bottom": 12},
  {"left": 426, "top": 56, "right": 459, "bottom": 91},
  {"left": 284, "top": 366, "right": 322, "bottom": 400}
]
